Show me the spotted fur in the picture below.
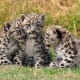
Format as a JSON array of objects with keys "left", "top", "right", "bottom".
[
  {"left": 20, "top": 13, "right": 52, "bottom": 67},
  {"left": 0, "top": 22, "right": 27, "bottom": 65},
  {"left": 44, "top": 25, "right": 78, "bottom": 68},
  {"left": 0, "top": 13, "right": 52, "bottom": 67}
]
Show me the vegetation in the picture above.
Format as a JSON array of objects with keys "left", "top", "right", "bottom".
[
  {"left": 0, "top": 66, "right": 80, "bottom": 80},
  {"left": 0, "top": 0, "right": 80, "bottom": 38},
  {"left": 0, "top": 0, "right": 80, "bottom": 80}
]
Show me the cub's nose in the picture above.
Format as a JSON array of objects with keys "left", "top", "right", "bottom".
[
  {"left": 23, "top": 33, "right": 27, "bottom": 39},
  {"left": 32, "top": 30, "right": 35, "bottom": 34},
  {"left": 21, "top": 29, "right": 27, "bottom": 39}
]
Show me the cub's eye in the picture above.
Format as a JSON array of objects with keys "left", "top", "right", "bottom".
[
  {"left": 17, "top": 30, "right": 21, "bottom": 35},
  {"left": 27, "top": 24, "right": 31, "bottom": 29},
  {"left": 37, "top": 22, "right": 41, "bottom": 26},
  {"left": 27, "top": 24, "right": 31, "bottom": 27},
  {"left": 53, "top": 31, "right": 56, "bottom": 34}
]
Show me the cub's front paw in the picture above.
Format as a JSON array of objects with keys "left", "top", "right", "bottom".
[{"left": 49, "top": 62, "right": 58, "bottom": 68}]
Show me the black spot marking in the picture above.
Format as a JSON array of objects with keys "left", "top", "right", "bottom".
[
  {"left": 1, "top": 61, "right": 3, "bottom": 64},
  {"left": 73, "top": 51, "right": 78, "bottom": 55},
  {"left": 2, "top": 43, "right": 7, "bottom": 47},
  {"left": 0, "top": 54, "right": 3, "bottom": 55},
  {"left": 17, "top": 62, "right": 20, "bottom": 65},
  {"left": 70, "top": 56, "right": 75, "bottom": 59},
  {"left": 74, "top": 64, "right": 78, "bottom": 68},
  {"left": 46, "top": 44, "right": 51, "bottom": 48},
  {"left": 40, "top": 62, "right": 43, "bottom": 65},
  {"left": 68, "top": 52, "right": 71, "bottom": 54},
  {"left": 68, "top": 43, "right": 70, "bottom": 46},
  {"left": 64, "top": 59, "right": 72, "bottom": 63},
  {"left": 1, "top": 51, "right": 5, "bottom": 53},
  {"left": 36, "top": 64, "right": 40, "bottom": 67},
  {"left": 66, "top": 65, "right": 69, "bottom": 68},
  {"left": 36, "top": 58, "right": 39, "bottom": 61},
  {"left": 65, "top": 50, "right": 68, "bottom": 53},
  {"left": 7, "top": 38, "right": 10, "bottom": 43},
  {"left": 46, "top": 33, "right": 50, "bottom": 36},
  {"left": 64, "top": 44, "right": 68, "bottom": 48},
  {"left": 0, "top": 40, "right": 1, "bottom": 43},
  {"left": 70, "top": 48, "right": 74, "bottom": 51},
  {"left": 4, "top": 61, "right": 8, "bottom": 63},
  {"left": 36, "top": 51, "right": 42, "bottom": 53},
  {"left": 56, "top": 29, "right": 62, "bottom": 40},
  {"left": 51, "top": 38, "right": 54, "bottom": 41},
  {"left": 72, "top": 41, "right": 76, "bottom": 45},
  {"left": 57, "top": 58, "right": 63, "bottom": 61},
  {"left": 14, "top": 59, "right": 17, "bottom": 62},
  {"left": 0, "top": 57, "right": 4, "bottom": 60},
  {"left": 61, "top": 63, "right": 64, "bottom": 66},
  {"left": 3, "top": 22, "right": 11, "bottom": 32}
]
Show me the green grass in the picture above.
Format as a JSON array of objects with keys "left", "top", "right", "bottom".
[
  {"left": 0, "top": 0, "right": 80, "bottom": 37},
  {"left": 0, "top": 66, "right": 80, "bottom": 80},
  {"left": 0, "top": 0, "right": 80, "bottom": 79}
]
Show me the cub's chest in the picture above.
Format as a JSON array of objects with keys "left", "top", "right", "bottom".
[
  {"left": 56, "top": 44, "right": 66, "bottom": 58},
  {"left": 25, "top": 39, "right": 36, "bottom": 56}
]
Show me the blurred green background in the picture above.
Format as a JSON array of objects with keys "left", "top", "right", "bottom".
[
  {"left": 0, "top": 0, "right": 80, "bottom": 80},
  {"left": 0, "top": 0, "right": 80, "bottom": 38}
]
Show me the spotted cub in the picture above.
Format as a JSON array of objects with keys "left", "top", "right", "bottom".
[
  {"left": 20, "top": 13, "right": 52, "bottom": 67},
  {"left": 0, "top": 22, "right": 27, "bottom": 65},
  {"left": 1, "top": 13, "right": 52, "bottom": 67},
  {"left": 44, "top": 25, "right": 78, "bottom": 68}
]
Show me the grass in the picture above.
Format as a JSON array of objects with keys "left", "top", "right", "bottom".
[
  {"left": 0, "top": 0, "right": 80, "bottom": 80},
  {"left": 0, "top": 0, "right": 80, "bottom": 37},
  {"left": 0, "top": 66, "right": 80, "bottom": 80}
]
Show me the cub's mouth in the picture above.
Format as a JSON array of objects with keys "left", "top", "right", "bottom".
[
  {"left": 27, "top": 34, "right": 37, "bottom": 39},
  {"left": 28, "top": 30, "right": 38, "bottom": 34}
]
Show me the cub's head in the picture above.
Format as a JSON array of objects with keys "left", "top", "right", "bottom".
[
  {"left": 44, "top": 25, "right": 67, "bottom": 48},
  {"left": 4, "top": 22, "right": 27, "bottom": 43},
  {"left": 20, "top": 13, "right": 45, "bottom": 35}
]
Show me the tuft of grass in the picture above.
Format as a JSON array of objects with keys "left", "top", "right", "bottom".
[
  {"left": 45, "top": 13, "right": 53, "bottom": 26},
  {"left": 0, "top": 66, "right": 80, "bottom": 80}
]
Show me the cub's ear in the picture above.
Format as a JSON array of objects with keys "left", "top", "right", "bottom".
[
  {"left": 38, "top": 14, "right": 45, "bottom": 27},
  {"left": 56, "top": 29, "right": 63, "bottom": 40},
  {"left": 20, "top": 14, "right": 26, "bottom": 21},
  {"left": 3, "top": 22, "right": 11, "bottom": 32}
]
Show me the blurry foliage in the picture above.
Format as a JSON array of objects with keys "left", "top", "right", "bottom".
[{"left": 0, "top": 0, "right": 80, "bottom": 38}]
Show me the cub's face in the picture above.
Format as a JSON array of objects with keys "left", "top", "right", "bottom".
[
  {"left": 4, "top": 23, "right": 27, "bottom": 43},
  {"left": 21, "top": 13, "right": 45, "bottom": 35},
  {"left": 9, "top": 27, "right": 27, "bottom": 42},
  {"left": 45, "top": 25, "right": 65, "bottom": 48}
]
